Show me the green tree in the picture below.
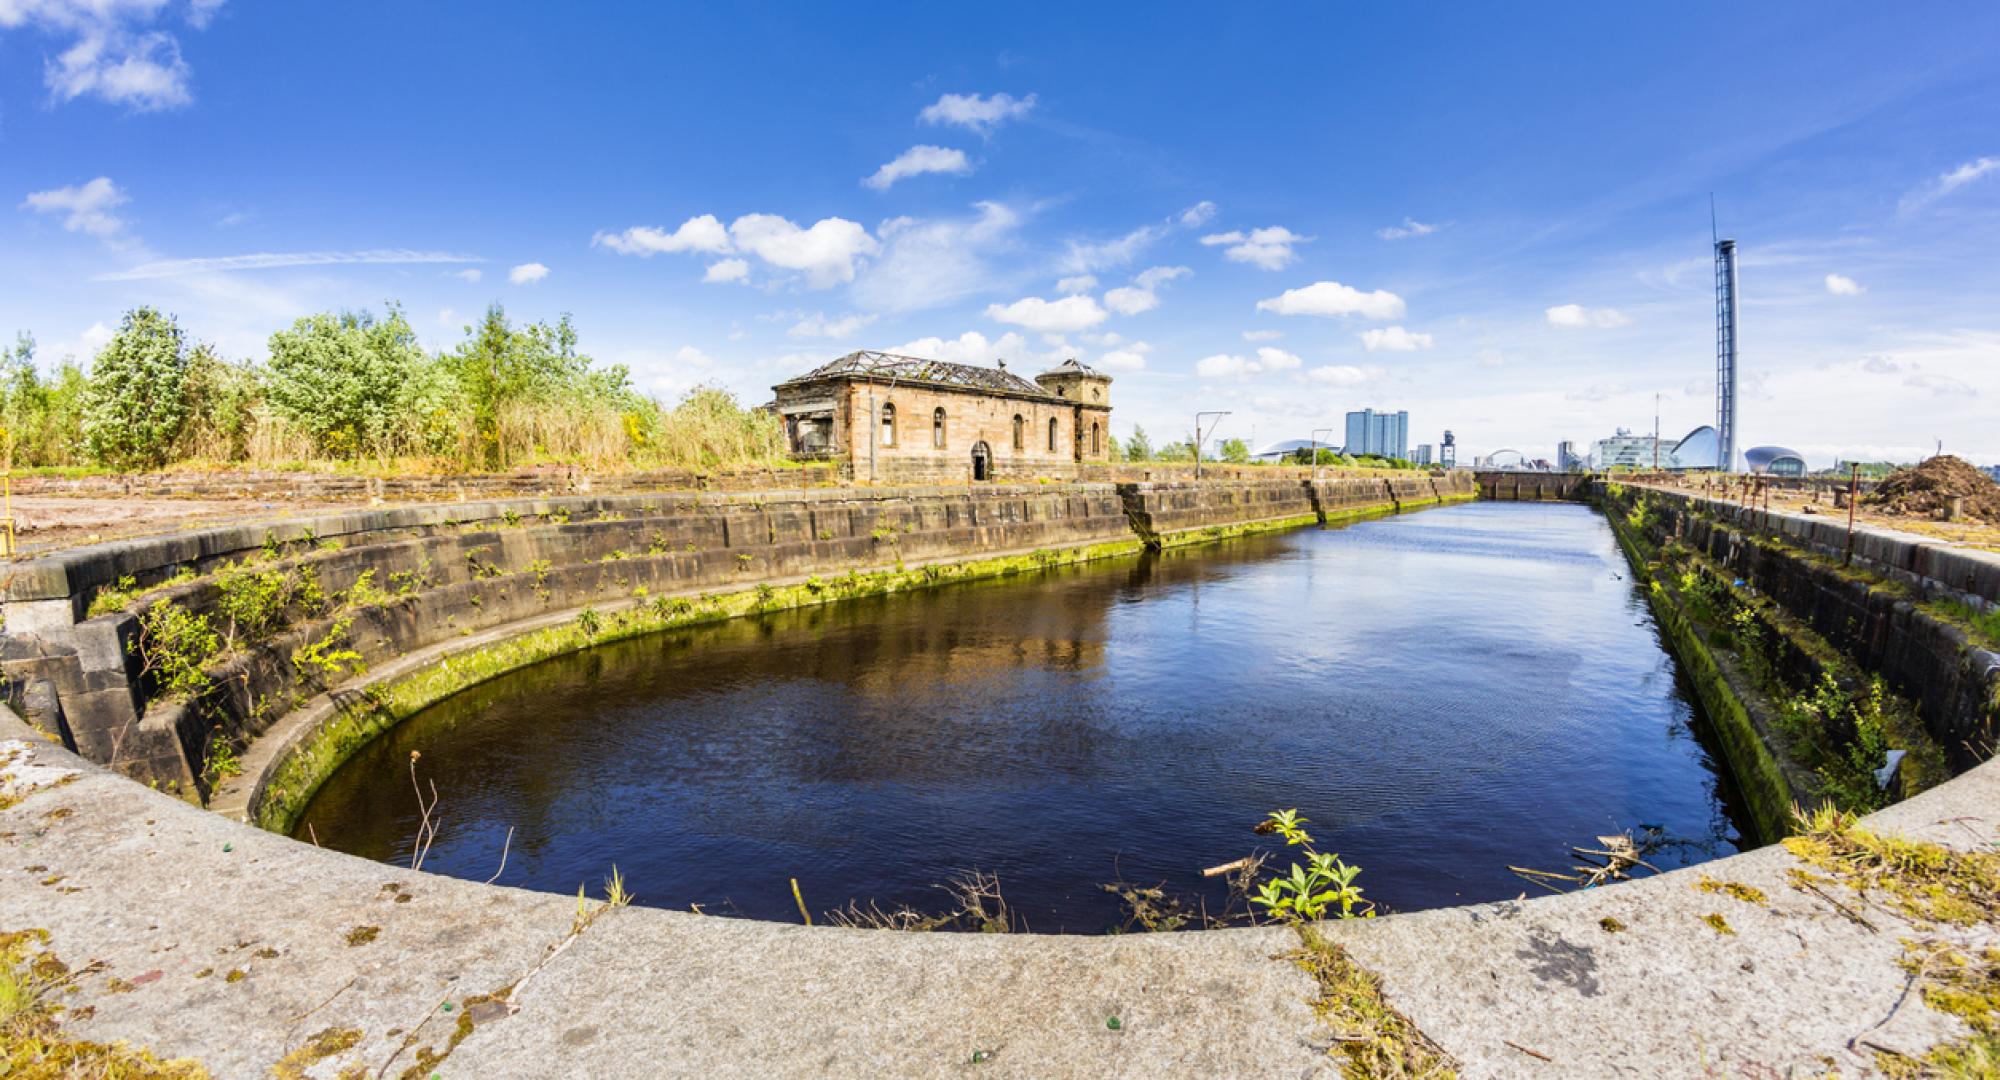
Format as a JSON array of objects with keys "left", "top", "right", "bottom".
[
  {"left": 1126, "top": 424, "right": 1153, "bottom": 462},
  {"left": 267, "top": 306, "right": 428, "bottom": 458},
  {"left": 448, "top": 305, "right": 620, "bottom": 463},
  {"left": 82, "top": 307, "right": 192, "bottom": 469},
  {"left": 1219, "top": 437, "right": 1250, "bottom": 464}
]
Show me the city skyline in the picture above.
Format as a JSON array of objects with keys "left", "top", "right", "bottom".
[{"left": 5, "top": 2, "right": 1998, "bottom": 467}]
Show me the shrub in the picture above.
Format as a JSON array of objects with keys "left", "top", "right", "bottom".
[
  {"left": 137, "top": 601, "right": 221, "bottom": 699},
  {"left": 265, "top": 306, "right": 431, "bottom": 459}
]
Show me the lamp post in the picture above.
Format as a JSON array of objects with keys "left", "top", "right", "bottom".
[
  {"left": 1310, "top": 427, "right": 1334, "bottom": 481},
  {"left": 1193, "top": 411, "right": 1231, "bottom": 480}
]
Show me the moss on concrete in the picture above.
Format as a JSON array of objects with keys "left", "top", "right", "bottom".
[
  {"left": 1292, "top": 926, "right": 1458, "bottom": 1078},
  {"left": 1, "top": 927, "right": 212, "bottom": 1079},
  {"left": 1783, "top": 805, "right": 2000, "bottom": 929},
  {"left": 1154, "top": 512, "right": 1322, "bottom": 549}
]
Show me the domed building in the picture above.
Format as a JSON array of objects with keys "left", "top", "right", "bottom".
[
  {"left": 1668, "top": 425, "right": 1720, "bottom": 471},
  {"left": 1745, "top": 445, "right": 1807, "bottom": 477}
]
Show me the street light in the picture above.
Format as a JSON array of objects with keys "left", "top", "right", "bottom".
[
  {"left": 1310, "top": 427, "right": 1335, "bottom": 481},
  {"left": 1194, "top": 411, "right": 1231, "bottom": 480}
]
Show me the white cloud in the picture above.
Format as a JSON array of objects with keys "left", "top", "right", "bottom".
[
  {"left": 704, "top": 258, "right": 750, "bottom": 283},
  {"left": 1256, "top": 281, "right": 1406, "bottom": 320},
  {"left": 1056, "top": 274, "right": 1097, "bottom": 295},
  {"left": 1179, "top": 201, "right": 1218, "bottom": 227},
  {"left": 1241, "top": 329, "right": 1282, "bottom": 342},
  {"left": 1937, "top": 157, "right": 2000, "bottom": 197},
  {"left": 1195, "top": 353, "right": 1258, "bottom": 379},
  {"left": 1903, "top": 157, "right": 2000, "bottom": 211},
  {"left": 1905, "top": 372, "right": 1976, "bottom": 397},
  {"left": 509, "top": 262, "right": 549, "bottom": 285},
  {"left": 1097, "top": 342, "right": 1152, "bottom": 371},
  {"left": 1376, "top": 218, "right": 1439, "bottom": 240},
  {"left": 20, "top": 176, "right": 128, "bottom": 238},
  {"left": 888, "top": 330, "right": 1050, "bottom": 368},
  {"left": 594, "top": 215, "right": 731, "bottom": 256},
  {"left": 863, "top": 145, "right": 972, "bottom": 191},
  {"left": 98, "top": 248, "right": 482, "bottom": 280},
  {"left": 1194, "top": 347, "right": 1298, "bottom": 380},
  {"left": 1824, "top": 273, "right": 1865, "bottom": 296},
  {"left": 919, "top": 91, "right": 1036, "bottom": 135},
  {"left": 729, "top": 213, "right": 878, "bottom": 287},
  {"left": 4, "top": 3, "right": 219, "bottom": 111},
  {"left": 437, "top": 307, "right": 456, "bottom": 328},
  {"left": 449, "top": 268, "right": 483, "bottom": 283},
  {"left": 1101, "top": 264, "right": 1189, "bottom": 316},
  {"left": 1102, "top": 288, "right": 1155, "bottom": 316},
  {"left": 1861, "top": 355, "right": 1901, "bottom": 374},
  {"left": 1255, "top": 346, "right": 1302, "bottom": 371},
  {"left": 1061, "top": 223, "right": 1166, "bottom": 274},
  {"left": 593, "top": 211, "right": 877, "bottom": 288},
  {"left": 1305, "top": 365, "right": 1378, "bottom": 386},
  {"left": 788, "top": 311, "right": 877, "bottom": 339},
  {"left": 985, "top": 294, "right": 1108, "bottom": 334},
  {"left": 1545, "top": 303, "right": 1630, "bottom": 328},
  {"left": 1200, "top": 226, "right": 1311, "bottom": 270},
  {"left": 853, "top": 201, "right": 1019, "bottom": 311},
  {"left": 1359, "top": 325, "right": 1433, "bottom": 352}
]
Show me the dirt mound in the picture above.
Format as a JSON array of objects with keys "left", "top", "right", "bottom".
[{"left": 1865, "top": 455, "right": 2000, "bottom": 522}]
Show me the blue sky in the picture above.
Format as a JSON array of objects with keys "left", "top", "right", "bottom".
[{"left": 5, "top": 2, "right": 1998, "bottom": 466}]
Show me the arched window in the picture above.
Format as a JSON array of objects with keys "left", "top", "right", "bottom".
[
  {"left": 1048, "top": 417, "right": 1059, "bottom": 452},
  {"left": 1012, "top": 414, "right": 1025, "bottom": 450},
  {"left": 1092, "top": 422, "right": 1101, "bottom": 455},
  {"left": 880, "top": 402, "right": 896, "bottom": 447},
  {"left": 932, "top": 407, "right": 947, "bottom": 449}
]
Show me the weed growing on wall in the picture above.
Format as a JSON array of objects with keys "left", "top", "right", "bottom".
[
  {"left": 202, "top": 727, "right": 242, "bottom": 785},
  {"left": 291, "top": 617, "right": 364, "bottom": 686},
  {"left": 85, "top": 575, "right": 141, "bottom": 618},
  {"left": 342, "top": 569, "right": 392, "bottom": 609},
  {"left": 135, "top": 600, "right": 221, "bottom": 699},
  {"left": 214, "top": 559, "right": 323, "bottom": 646}
]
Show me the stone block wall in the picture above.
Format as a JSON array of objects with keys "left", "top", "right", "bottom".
[
  {"left": 1475, "top": 471, "right": 1593, "bottom": 500},
  {"left": 1, "top": 474, "right": 1472, "bottom": 794},
  {"left": 1603, "top": 482, "right": 2000, "bottom": 765}
]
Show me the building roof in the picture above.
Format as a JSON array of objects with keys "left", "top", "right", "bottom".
[
  {"left": 777, "top": 350, "right": 1050, "bottom": 396},
  {"left": 1745, "top": 445, "right": 1806, "bottom": 467},
  {"left": 1040, "top": 357, "right": 1109, "bottom": 381}
]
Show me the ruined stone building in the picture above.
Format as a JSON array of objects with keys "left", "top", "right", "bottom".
[{"left": 772, "top": 352, "right": 1112, "bottom": 482}]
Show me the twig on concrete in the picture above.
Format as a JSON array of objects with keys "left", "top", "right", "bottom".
[
  {"left": 1503, "top": 1039, "right": 1553, "bottom": 1062},
  {"left": 1797, "top": 879, "right": 1877, "bottom": 933}
]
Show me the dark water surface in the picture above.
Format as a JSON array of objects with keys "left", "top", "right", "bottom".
[{"left": 296, "top": 502, "right": 1745, "bottom": 931}]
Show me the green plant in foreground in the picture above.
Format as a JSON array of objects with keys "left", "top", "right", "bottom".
[
  {"left": 575, "top": 607, "right": 602, "bottom": 638},
  {"left": 1251, "top": 810, "right": 1374, "bottom": 923}
]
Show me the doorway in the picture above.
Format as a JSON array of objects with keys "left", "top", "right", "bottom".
[{"left": 970, "top": 441, "right": 991, "bottom": 481}]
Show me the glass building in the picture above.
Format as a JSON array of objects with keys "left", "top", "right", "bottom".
[{"left": 1344, "top": 408, "right": 1409, "bottom": 460}]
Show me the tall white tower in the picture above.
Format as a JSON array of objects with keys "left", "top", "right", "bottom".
[{"left": 1714, "top": 237, "right": 1739, "bottom": 473}]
